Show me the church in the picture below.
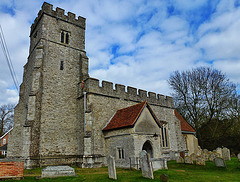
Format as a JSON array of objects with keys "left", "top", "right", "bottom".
[{"left": 7, "top": 2, "right": 198, "bottom": 169}]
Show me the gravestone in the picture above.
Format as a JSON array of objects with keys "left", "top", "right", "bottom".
[
  {"left": 222, "top": 147, "right": 231, "bottom": 161},
  {"left": 237, "top": 153, "right": 240, "bottom": 162},
  {"left": 180, "top": 151, "right": 185, "bottom": 159},
  {"left": 41, "top": 166, "right": 75, "bottom": 178},
  {"left": 185, "top": 156, "right": 193, "bottom": 164},
  {"left": 169, "top": 151, "right": 176, "bottom": 160},
  {"left": 196, "top": 156, "right": 205, "bottom": 166},
  {"left": 190, "top": 153, "right": 197, "bottom": 161},
  {"left": 214, "top": 157, "right": 226, "bottom": 168},
  {"left": 203, "top": 153, "right": 209, "bottom": 161},
  {"left": 139, "top": 150, "right": 154, "bottom": 179},
  {"left": 176, "top": 156, "right": 184, "bottom": 163},
  {"left": 203, "top": 149, "right": 208, "bottom": 154},
  {"left": 107, "top": 155, "right": 117, "bottom": 180},
  {"left": 160, "top": 174, "right": 169, "bottom": 182},
  {"left": 216, "top": 148, "right": 223, "bottom": 158},
  {"left": 209, "top": 152, "right": 216, "bottom": 161}
]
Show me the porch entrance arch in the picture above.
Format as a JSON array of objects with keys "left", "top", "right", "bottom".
[{"left": 142, "top": 141, "right": 153, "bottom": 158}]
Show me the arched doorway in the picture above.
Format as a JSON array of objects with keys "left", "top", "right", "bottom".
[{"left": 142, "top": 141, "right": 153, "bottom": 158}]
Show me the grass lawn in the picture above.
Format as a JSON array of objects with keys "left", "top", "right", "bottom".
[{"left": 5, "top": 157, "right": 240, "bottom": 182}]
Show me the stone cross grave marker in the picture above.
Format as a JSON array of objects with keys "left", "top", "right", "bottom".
[
  {"left": 41, "top": 166, "right": 75, "bottom": 178},
  {"left": 222, "top": 147, "right": 231, "bottom": 161},
  {"left": 185, "top": 156, "right": 194, "bottom": 164},
  {"left": 139, "top": 150, "right": 154, "bottom": 179},
  {"left": 176, "top": 156, "right": 184, "bottom": 163},
  {"left": 237, "top": 153, "right": 240, "bottom": 162},
  {"left": 214, "top": 157, "right": 226, "bottom": 168},
  {"left": 107, "top": 155, "right": 117, "bottom": 180}
]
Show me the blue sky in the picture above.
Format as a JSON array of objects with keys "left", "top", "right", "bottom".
[{"left": 0, "top": 0, "right": 240, "bottom": 105}]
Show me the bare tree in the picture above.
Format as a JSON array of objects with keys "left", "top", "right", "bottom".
[
  {"left": 168, "top": 67, "right": 238, "bottom": 146},
  {"left": 0, "top": 104, "right": 14, "bottom": 137}
]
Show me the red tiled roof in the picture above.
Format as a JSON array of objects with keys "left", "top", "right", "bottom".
[
  {"left": 103, "top": 101, "right": 161, "bottom": 131},
  {"left": 174, "top": 110, "right": 196, "bottom": 133}
]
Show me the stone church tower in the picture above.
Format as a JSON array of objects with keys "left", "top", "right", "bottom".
[
  {"left": 8, "top": 2, "right": 190, "bottom": 169},
  {"left": 7, "top": 2, "right": 89, "bottom": 168}
]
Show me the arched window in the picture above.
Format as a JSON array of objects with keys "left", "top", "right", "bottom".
[
  {"left": 61, "top": 31, "right": 64, "bottom": 43},
  {"left": 65, "top": 33, "right": 69, "bottom": 44},
  {"left": 60, "top": 31, "right": 70, "bottom": 44}
]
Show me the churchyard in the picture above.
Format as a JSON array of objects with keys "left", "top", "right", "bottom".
[{"left": 3, "top": 157, "right": 238, "bottom": 182}]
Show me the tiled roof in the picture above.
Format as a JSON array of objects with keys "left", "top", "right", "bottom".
[
  {"left": 174, "top": 110, "right": 196, "bottom": 133},
  {"left": 102, "top": 101, "right": 161, "bottom": 131}
]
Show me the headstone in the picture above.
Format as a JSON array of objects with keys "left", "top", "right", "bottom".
[
  {"left": 41, "top": 166, "right": 75, "bottom": 178},
  {"left": 160, "top": 174, "right": 169, "bottom": 182},
  {"left": 209, "top": 152, "right": 216, "bottom": 161},
  {"left": 222, "top": 147, "right": 231, "bottom": 161},
  {"left": 197, "top": 149, "right": 203, "bottom": 156},
  {"left": 180, "top": 151, "right": 185, "bottom": 159},
  {"left": 203, "top": 149, "right": 208, "bottom": 154},
  {"left": 139, "top": 150, "right": 154, "bottom": 179},
  {"left": 196, "top": 156, "right": 205, "bottom": 166},
  {"left": 237, "top": 153, "right": 240, "bottom": 162},
  {"left": 169, "top": 151, "right": 176, "bottom": 160},
  {"left": 190, "top": 153, "right": 197, "bottom": 161},
  {"left": 185, "top": 156, "right": 193, "bottom": 164},
  {"left": 150, "top": 158, "right": 167, "bottom": 171},
  {"left": 203, "top": 153, "right": 209, "bottom": 161},
  {"left": 107, "top": 155, "right": 117, "bottom": 180},
  {"left": 176, "top": 156, "right": 184, "bottom": 163},
  {"left": 214, "top": 157, "right": 226, "bottom": 168},
  {"left": 216, "top": 148, "right": 223, "bottom": 158}
]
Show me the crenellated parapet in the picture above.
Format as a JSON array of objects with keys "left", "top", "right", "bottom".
[
  {"left": 30, "top": 2, "right": 86, "bottom": 35},
  {"left": 81, "top": 78, "right": 174, "bottom": 108}
]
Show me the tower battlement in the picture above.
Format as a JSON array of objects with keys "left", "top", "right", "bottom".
[
  {"left": 82, "top": 78, "right": 174, "bottom": 108},
  {"left": 30, "top": 2, "right": 86, "bottom": 35}
]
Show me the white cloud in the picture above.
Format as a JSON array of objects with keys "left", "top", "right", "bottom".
[{"left": 0, "top": 0, "right": 240, "bottom": 106}]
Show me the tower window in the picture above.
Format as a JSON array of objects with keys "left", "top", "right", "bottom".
[
  {"left": 60, "top": 31, "right": 70, "bottom": 44},
  {"left": 61, "top": 31, "right": 64, "bottom": 43},
  {"left": 60, "top": 61, "right": 64, "bottom": 70}
]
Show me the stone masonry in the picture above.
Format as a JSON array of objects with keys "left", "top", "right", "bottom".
[{"left": 7, "top": 2, "right": 187, "bottom": 168}]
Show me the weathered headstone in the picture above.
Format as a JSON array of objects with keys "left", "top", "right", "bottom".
[
  {"left": 180, "top": 151, "right": 185, "bottom": 159},
  {"left": 150, "top": 158, "right": 167, "bottom": 171},
  {"left": 203, "top": 149, "right": 208, "bottom": 154},
  {"left": 139, "top": 150, "right": 154, "bottom": 179},
  {"left": 203, "top": 153, "right": 209, "bottom": 161},
  {"left": 216, "top": 148, "right": 223, "bottom": 158},
  {"left": 176, "top": 156, "right": 184, "bottom": 163},
  {"left": 185, "top": 156, "right": 194, "bottom": 164},
  {"left": 107, "top": 155, "right": 117, "bottom": 180},
  {"left": 169, "top": 151, "right": 176, "bottom": 160},
  {"left": 237, "top": 153, "right": 240, "bottom": 162},
  {"left": 209, "top": 152, "right": 216, "bottom": 161},
  {"left": 197, "top": 149, "right": 203, "bottom": 156},
  {"left": 214, "top": 157, "right": 226, "bottom": 168},
  {"left": 41, "top": 166, "right": 75, "bottom": 178},
  {"left": 160, "top": 174, "right": 169, "bottom": 182},
  {"left": 196, "top": 156, "right": 205, "bottom": 166},
  {"left": 222, "top": 147, "right": 231, "bottom": 161},
  {"left": 190, "top": 153, "right": 197, "bottom": 161}
]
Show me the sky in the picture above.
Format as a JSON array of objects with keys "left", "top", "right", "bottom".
[{"left": 0, "top": 0, "right": 240, "bottom": 105}]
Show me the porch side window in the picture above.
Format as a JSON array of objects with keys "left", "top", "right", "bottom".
[{"left": 160, "top": 124, "right": 169, "bottom": 148}]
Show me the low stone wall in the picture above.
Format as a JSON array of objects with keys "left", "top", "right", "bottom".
[{"left": 0, "top": 159, "right": 24, "bottom": 179}]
